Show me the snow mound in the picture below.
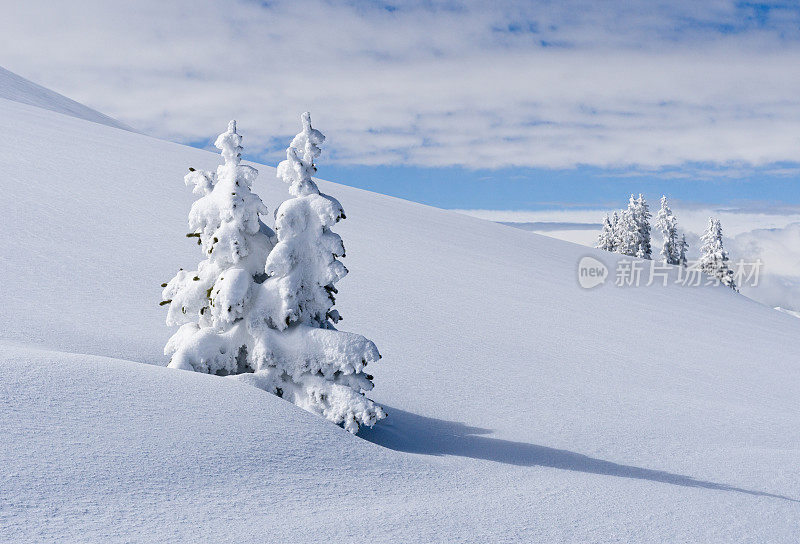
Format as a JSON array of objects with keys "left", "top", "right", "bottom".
[
  {"left": 0, "top": 65, "right": 130, "bottom": 130},
  {"left": 0, "top": 342, "right": 429, "bottom": 543}
]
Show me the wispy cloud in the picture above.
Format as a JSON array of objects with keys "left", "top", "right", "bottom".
[
  {"left": 2, "top": 1, "right": 799, "bottom": 169},
  {"left": 598, "top": 166, "right": 800, "bottom": 181},
  {"left": 455, "top": 204, "right": 800, "bottom": 235}
]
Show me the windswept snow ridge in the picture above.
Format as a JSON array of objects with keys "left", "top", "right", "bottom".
[{"left": 0, "top": 65, "right": 130, "bottom": 130}]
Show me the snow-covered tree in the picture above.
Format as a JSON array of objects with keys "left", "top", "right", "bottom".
[
  {"left": 677, "top": 233, "right": 689, "bottom": 267},
  {"left": 634, "top": 194, "right": 652, "bottom": 259},
  {"left": 246, "top": 112, "right": 385, "bottom": 433},
  {"left": 162, "top": 116, "right": 384, "bottom": 434},
  {"left": 596, "top": 214, "right": 616, "bottom": 252},
  {"left": 612, "top": 194, "right": 652, "bottom": 258},
  {"left": 699, "top": 218, "right": 736, "bottom": 290},
  {"left": 610, "top": 211, "right": 621, "bottom": 250},
  {"left": 161, "top": 120, "right": 275, "bottom": 376},
  {"left": 655, "top": 195, "right": 680, "bottom": 264},
  {"left": 615, "top": 196, "right": 641, "bottom": 257}
]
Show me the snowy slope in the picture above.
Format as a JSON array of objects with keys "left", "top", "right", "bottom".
[
  {"left": 0, "top": 66, "right": 130, "bottom": 131},
  {"left": 1, "top": 88, "right": 799, "bottom": 542},
  {"left": 776, "top": 306, "right": 800, "bottom": 319}
]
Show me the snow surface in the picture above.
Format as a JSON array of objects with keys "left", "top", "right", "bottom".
[
  {"left": 775, "top": 306, "right": 800, "bottom": 319},
  {"left": 0, "top": 66, "right": 131, "bottom": 131},
  {"left": 1, "top": 81, "right": 800, "bottom": 542}
]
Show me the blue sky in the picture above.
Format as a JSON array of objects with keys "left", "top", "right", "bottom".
[
  {"left": 2, "top": 0, "right": 799, "bottom": 213},
  {"left": 282, "top": 163, "right": 800, "bottom": 211}
]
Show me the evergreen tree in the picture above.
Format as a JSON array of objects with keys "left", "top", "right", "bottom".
[
  {"left": 634, "top": 194, "right": 652, "bottom": 259},
  {"left": 610, "top": 211, "right": 621, "bottom": 251},
  {"left": 161, "top": 120, "right": 275, "bottom": 375},
  {"left": 677, "top": 233, "right": 689, "bottom": 267},
  {"left": 655, "top": 195, "right": 679, "bottom": 264},
  {"left": 615, "top": 196, "right": 641, "bottom": 257},
  {"left": 162, "top": 118, "right": 384, "bottom": 434},
  {"left": 248, "top": 112, "right": 385, "bottom": 433},
  {"left": 699, "top": 218, "right": 736, "bottom": 290},
  {"left": 596, "top": 214, "right": 616, "bottom": 252}
]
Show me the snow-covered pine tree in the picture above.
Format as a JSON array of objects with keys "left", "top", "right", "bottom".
[
  {"left": 699, "top": 218, "right": 736, "bottom": 290},
  {"left": 245, "top": 112, "right": 385, "bottom": 434},
  {"left": 610, "top": 211, "right": 621, "bottom": 252},
  {"left": 596, "top": 214, "right": 616, "bottom": 252},
  {"left": 677, "top": 234, "right": 689, "bottom": 267},
  {"left": 615, "top": 196, "right": 641, "bottom": 256},
  {"left": 655, "top": 195, "right": 680, "bottom": 264},
  {"left": 634, "top": 194, "right": 652, "bottom": 259},
  {"left": 161, "top": 120, "right": 275, "bottom": 375}
]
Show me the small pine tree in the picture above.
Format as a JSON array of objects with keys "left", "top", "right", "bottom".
[
  {"left": 634, "top": 194, "right": 652, "bottom": 259},
  {"left": 699, "top": 218, "right": 736, "bottom": 290},
  {"left": 677, "top": 233, "right": 689, "bottom": 267},
  {"left": 615, "top": 196, "right": 641, "bottom": 257},
  {"left": 655, "top": 195, "right": 680, "bottom": 264},
  {"left": 610, "top": 211, "right": 621, "bottom": 251},
  {"left": 596, "top": 214, "right": 616, "bottom": 252},
  {"left": 248, "top": 112, "right": 385, "bottom": 433},
  {"left": 161, "top": 120, "right": 275, "bottom": 375}
]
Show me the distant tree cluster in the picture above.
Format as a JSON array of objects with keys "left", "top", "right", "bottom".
[
  {"left": 597, "top": 194, "right": 661, "bottom": 260},
  {"left": 597, "top": 195, "right": 735, "bottom": 289}
]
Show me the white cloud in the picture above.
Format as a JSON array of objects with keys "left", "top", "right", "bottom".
[
  {"left": 456, "top": 206, "right": 800, "bottom": 236},
  {"left": 1, "top": 0, "right": 799, "bottom": 168},
  {"left": 730, "top": 223, "right": 800, "bottom": 312}
]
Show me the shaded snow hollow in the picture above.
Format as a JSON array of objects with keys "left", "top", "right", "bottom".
[{"left": 0, "top": 74, "right": 799, "bottom": 542}]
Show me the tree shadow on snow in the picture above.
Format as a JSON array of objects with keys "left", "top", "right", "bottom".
[{"left": 359, "top": 406, "right": 797, "bottom": 503}]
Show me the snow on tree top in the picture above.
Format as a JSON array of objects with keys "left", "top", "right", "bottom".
[
  {"left": 277, "top": 112, "right": 326, "bottom": 196},
  {"left": 214, "top": 119, "right": 243, "bottom": 165}
]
